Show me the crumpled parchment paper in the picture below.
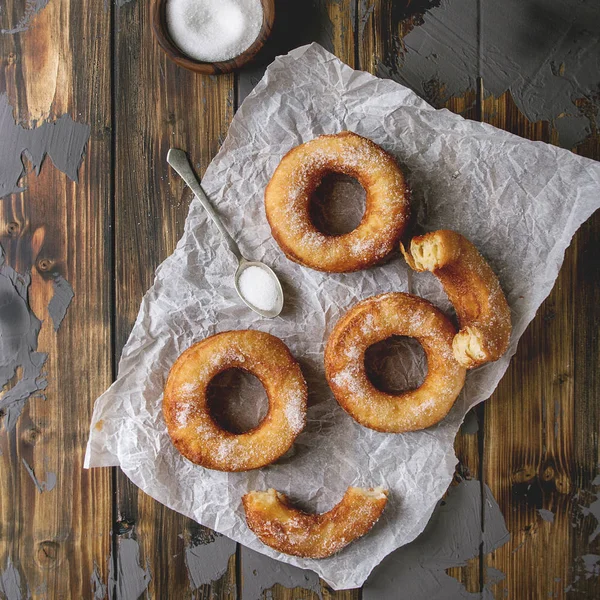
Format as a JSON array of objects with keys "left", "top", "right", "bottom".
[{"left": 85, "top": 44, "right": 600, "bottom": 589}]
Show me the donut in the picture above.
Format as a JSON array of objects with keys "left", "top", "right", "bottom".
[
  {"left": 401, "top": 230, "right": 512, "bottom": 369},
  {"left": 325, "top": 293, "right": 466, "bottom": 433},
  {"left": 163, "top": 330, "right": 307, "bottom": 472},
  {"left": 264, "top": 131, "right": 410, "bottom": 273},
  {"left": 242, "top": 486, "right": 388, "bottom": 558}
]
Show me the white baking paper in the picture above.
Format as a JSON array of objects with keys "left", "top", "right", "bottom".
[{"left": 85, "top": 44, "right": 600, "bottom": 589}]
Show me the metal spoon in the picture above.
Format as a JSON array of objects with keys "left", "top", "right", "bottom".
[{"left": 167, "top": 148, "right": 284, "bottom": 318}]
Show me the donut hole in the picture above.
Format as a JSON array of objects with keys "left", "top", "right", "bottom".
[
  {"left": 309, "top": 173, "right": 366, "bottom": 235},
  {"left": 364, "top": 336, "right": 428, "bottom": 394},
  {"left": 206, "top": 368, "right": 269, "bottom": 434}
]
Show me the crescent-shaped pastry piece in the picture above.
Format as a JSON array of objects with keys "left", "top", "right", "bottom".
[
  {"left": 265, "top": 131, "right": 410, "bottom": 273},
  {"left": 401, "top": 230, "right": 512, "bottom": 369},
  {"left": 325, "top": 292, "right": 466, "bottom": 433},
  {"left": 242, "top": 486, "right": 388, "bottom": 558},
  {"left": 163, "top": 330, "right": 307, "bottom": 472}
]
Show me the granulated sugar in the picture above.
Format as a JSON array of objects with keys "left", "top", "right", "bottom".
[
  {"left": 166, "top": 0, "right": 263, "bottom": 62},
  {"left": 238, "top": 265, "right": 279, "bottom": 312}
]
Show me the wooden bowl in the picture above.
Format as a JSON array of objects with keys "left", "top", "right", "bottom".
[{"left": 151, "top": 0, "right": 275, "bottom": 75}]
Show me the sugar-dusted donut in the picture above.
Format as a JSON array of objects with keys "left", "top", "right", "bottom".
[
  {"left": 242, "top": 486, "right": 388, "bottom": 558},
  {"left": 401, "top": 230, "right": 512, "bottom": 369},
  {"left": 163, "top": 330, "right": 307, "bottom": 472},
  {"left": 265, "top": 131, "right": 410, "bottom": 273},
  {"left": 325, "top": 293, "right": 466, "bottom": 433}
]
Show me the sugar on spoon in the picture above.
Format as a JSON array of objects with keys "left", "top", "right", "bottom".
[{"left": 167, "top": 148, "right": 284, "bottom": 318}]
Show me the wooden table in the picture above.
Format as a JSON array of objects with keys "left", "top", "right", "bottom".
[{"left": 1, "top": 1, "right": 598, "bottom": 598}]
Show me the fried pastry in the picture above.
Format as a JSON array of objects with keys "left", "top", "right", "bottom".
[
  {"left": 325, "top": 292, "right": 466, "bottom": 433},
  {"left": 265, "top": 131, "right": 410, "bottom": 273},
  {"left": 243, "top": 486, "right": 388, "bottom": 558},
  {"left": 401, "top": 230, "right": 511, "bottom": 368},
  {"left": 163, "top": 330, "right": 307, "bottom": 471}
]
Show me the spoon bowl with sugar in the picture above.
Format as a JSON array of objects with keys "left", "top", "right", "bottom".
[{"left": 167, "top": 148, "right": 284, "bottom": 319}]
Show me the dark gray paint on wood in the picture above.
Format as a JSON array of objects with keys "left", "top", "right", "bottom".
[
  {"left": 241, "top": 546, "right": 323, "bottom": 599},
  {"left": 108, "top": 535, "right": 152, "bottom": 600},
  {"left": 184, "top": 530, "right": 236, "bottom": 592},
  {"left": 0, "top": 557, "right": 28, "bottom": 600},
  {"left": 21, "top": 457, "right": 56, "bottom": 493},
  {"left": 362, "top": 479, "right": 510, "bottom": 599},
  {"left": 0, "top": 248, "right": 47, "bottom": 431},
  {"left": 0, "top": 94, "right": 90, "bottom": 198},
  {"left": 583, "top": 474, "right": 600, "bottom": 544},
  {"left": 91, "top": 563, "right": 108, "bottom": 600},
  {"left": 537, "top": 508, "right": 555, "bottom": 523},
  {"left": 0, "top": 0, "right": 49, "bottom": 35},
  {"left": 378, "top": 0, "right": 599, "bottom": 147},
  {"left": 47, "top": 275, "right": 74, "bottom": 332}
]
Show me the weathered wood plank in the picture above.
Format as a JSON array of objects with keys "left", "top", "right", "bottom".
[
  {"left": 112, "top": 0, "right": 237, "bottom": 597},
  {"left": 0, "top": 0, "right": 112, "bottom": 597},
  {"left": 237, "top": 0, "right": 356, "bottom": 105},
  {"left": 236, "top": 1, "right": 359, "bottom": 598},
  {"left": 572, "top": 209, "right": 600, "bottom": 595},
  {"left": 482, "top": 91, "right": 599, "bottom": 598},
  {"left": 359, "top": 1, "right": 483, "bottom": 594}
]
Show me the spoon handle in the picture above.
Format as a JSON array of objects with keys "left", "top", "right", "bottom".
[{"left": 167, "top": 148, "right": 243, "bottom": 261}]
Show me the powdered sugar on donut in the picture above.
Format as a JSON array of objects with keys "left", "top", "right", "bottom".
[
  {"left": 265, "top": 132, "right": 409, "bottom": 272},
  {"left": 164, "top": 331, "right": 307, "bottom": 471},
  {"left": 284, "top": 383, "right": 306, "bottom": 435}
]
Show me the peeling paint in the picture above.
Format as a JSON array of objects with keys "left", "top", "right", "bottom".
[
  {"left": 0, "top": 557, "right": 30, "bottom": 600},
  {"left": 0, "top": 247, "right": 47, "bottom": 431},
  {"left": 47, "top": 275, "right": 74, "bottom": 331},
  {"left": 184, "top": 528, "right": 236, "bottom": 591},
  {"left": 108, "top": 535, "right": 151, "bottom": 600},
  {"left": 538, "top": 508, "right": 555, "bottom": 523},
  {"left": 91, "top": 562, "right": 107, "bottom": 600},
  {"left": 242, "top": 546, "right": 322, "bottom": 600},
  {"left": 580, "top": 554, "right": 600, "bottom": 579},
  {"left": 579, "top": 474, "right": 600, "bottom": 543},
  {"left": 363, "top": 480, "right": 510, "bottom": 599},
  {"left": 565, "top": 554, "right": 600, "bottom": 593},
  {"left": 357, "top": 0, "right": 375, "bottom": 40},
  {"left": 378, "top": 0, "right": 600, "bottom": 148},
  {"left": 460, "top": 409, "right": 479, "bottom": 435},
  {"left": 0, "top": 94, "right": 90, "bottom": 198},
  {"left": 21, "top": 458, "right": 56, "bottom": 493},
  {"left": 0, "top": 0, "right": 49, "bottom": 35},
  {"left": 484, "top": 566, "right": 505, "bottom": 586}
]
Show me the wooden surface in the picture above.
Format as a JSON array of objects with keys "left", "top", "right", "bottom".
[
  {"left": 0, "top": 0, "right": 113, "bottom": 598},
  {"left": 0, "top": 0, "right": 598, "bottom": 599}
]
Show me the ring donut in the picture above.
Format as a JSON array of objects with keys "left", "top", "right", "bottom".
[
  {"left": 242, "top": 486, "right": 388, "bottom": 558},
  {"left": 325, "top": 293, "right": 466, "bottom": 433},
  {"left": 265, "top": 131, "right": 410, "bottom": 273},
  {"left": 401, "top": 230, "right": 512, "bottom": 369},
  {"left": 163, "top": 330, "right": 307, "bottom": 472}
]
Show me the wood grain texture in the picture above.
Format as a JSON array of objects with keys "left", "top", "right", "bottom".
[
  {"left": 236, "top": 2, "right": 360, "bottom": 598},
  {"left": 482, "top": 90, "right": 599, "bottom": 599},
  {"left": 359, "top": 2, "right": 484, "bottom": 595},
  {"left": 0, "top": 0, "right": 112, "bottom": 597},
  {"left": 113, "top": 0, "right": 237, "bottom": 597},
  {"left": 0, "top": 1, "right": 597, "bottom": 598}
]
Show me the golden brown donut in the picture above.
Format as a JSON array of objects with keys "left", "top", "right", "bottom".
[
  {"left": 163, "top": 330, "right": 307, "bottom": 472},
  {"left": 264, "top": 131, "right": 410, "bottom": 273},
  {"left": 401, "top": 230, "right": 512, "bottom": 369},
  {"left": 325, "top": 293, "right": 466, "bottom": 433},
  {"left": 242, "top": 486, "right": 388, "bottom": 558}
]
